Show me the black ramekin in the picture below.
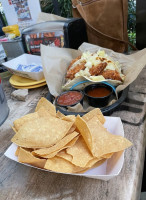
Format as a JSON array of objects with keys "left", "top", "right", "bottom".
[
  {"left": 84, "top": 83, "right": 113, "bottom": 108},
  {"left": 55, "top": 90, "right": 84, "bottom": 108}
]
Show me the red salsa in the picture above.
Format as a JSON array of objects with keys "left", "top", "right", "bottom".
[
  {"left": 87, "top": 87, "right": 111, "bottom": 98},
  {"left": 57, "top": 91, "right": 83, "bottom": 106}
]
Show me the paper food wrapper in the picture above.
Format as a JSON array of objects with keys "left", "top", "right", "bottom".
[
  {"left": 41, "top": 42, "right": 146, "bottom": 96},
  {"left": 3, "top": 54, "right": 44, "bottom": 81},
  {"left": 4, "top": 117, "right": 125, "bottom": 181}
]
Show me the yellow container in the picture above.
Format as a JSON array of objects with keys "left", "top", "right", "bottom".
[{"left": 2, "top": 25, "right": 20, "bottom": 37}]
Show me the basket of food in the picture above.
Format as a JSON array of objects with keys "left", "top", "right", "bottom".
[{"left": 41, "top": 42, "right": 146, "bottom": 115}]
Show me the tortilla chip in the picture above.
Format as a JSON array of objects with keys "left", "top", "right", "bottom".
[
  {"left": 44, "top": 156, "right": 83, "bottom": 173},
  {"left": 102, "top": 153, "right": 113, "bottom": 159},
  {"left": 66, "top": 136, "right": 94, "bottom": 167},
  {"left": 18, "top": 147, "right": 46, "bottom": 168},
  {"left": 75, "top": 115, "right": 92, "bottom": 151},
  {"left": 11, "top": 116, "right": 73, "bottom": 148},
  {"left": 37, "top": 106, "right": 53, "bottom": 118},
  {"left": 13, "top": 112, "right": 39, "bottom": 131},
  {"left": 15, "top": 146, "right": 20, "bottom": 156},
  {"left": 62, "top": 115, "right": 76, "bottom": 123},
  {"left": 11, "top": 126, "right": 17, "bottom": 133},
  {"left": 56, "top": 110, "right": 65, "bottom": 118},
  {"left": 67, "top": 125, "right": 76, "bottom": 135},
  {"left": 87, "top": 116, "right": 132, "bottom": 157},
  {"left": 75, "top": 158, "right": 106, "bottom": 174},
  {"left": 62, "top": 115, "right": 77, "bottom": 135},
  {"left": 82, "top": 108, "right": 105, "bottom": 124},
  {"left": 57, "top": 150, "right": 73, "bottom": 162},
  {"left": 13, "top": 106, "right": 51, "bottom": 131},
  {"left": 56, "top": 150, "right": 105, "bottom": 173},
  {"left": 43, "top": 136, "right": 79, "bottom": 158},
  {"left": 91, "top": 159, "right": 107, "bottom": 168},
  {"left": 33, "top": 131, "right": 79, "bottom": 157},
  {"left": 76, "top": 115, "right": 132, "bottom": 157},
  {"left": 75, "top": 168, "right": 89, "bottom": 174},
  {"left": 35, "top": 97, "right": 56, "bottom": 116}
]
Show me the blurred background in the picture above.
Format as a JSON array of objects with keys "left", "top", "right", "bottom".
[
  {"left": 0, "top": 0, "right": 136, "bottom": 46},
  {"left": 39, "top": 0, "right": 137, "bottom": 47}
]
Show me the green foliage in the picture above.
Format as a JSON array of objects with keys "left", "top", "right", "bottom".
[
  {"left": 40, "top": 0, "right": 72, "bottom": 18},
  {"left": 40, "top": 0, "right": 54, "bottom": 14},
  {"left": 128, "top": 31, "right": 136, "bottom": 46},
  {"left": 128, "top": 0, "right": 136, "bottom": 46},
  {"left": 1, "top": 12, "right": 8, "bottom": 26},
  {"left": 58, "top": 0, "right": 72, "bottom": 17},
  {"left": 0, "top": 3, "right": 8, "bottom": 26}
]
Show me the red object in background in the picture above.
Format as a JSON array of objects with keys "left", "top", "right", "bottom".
[
  {"left": 54, "top": 38, "right": 61, "bottom": 47},
  {"left": 8, "top": 0, "right": 12, "bottom": 5},
  {"left": 26, "top": 36, "right": 62, "bottom": 55}
]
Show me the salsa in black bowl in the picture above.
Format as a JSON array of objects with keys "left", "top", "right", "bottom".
[
  {"left": 55, "top": 90, "right": 84, "bottom": 108},
  {"left": 84, "top": 83, "right": 114, "bottom": 108}
]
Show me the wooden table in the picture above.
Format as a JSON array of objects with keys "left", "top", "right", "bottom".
[{"left": 0, "top": 67, "right": 146, "bottom": 200}]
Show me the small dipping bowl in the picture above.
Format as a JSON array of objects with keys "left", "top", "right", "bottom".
[
  {"left": 55, "top": 90, "right": 84, "bottom": 108},
  {"left": 84, "top": 83, "right": 113, "bottom": 108}
]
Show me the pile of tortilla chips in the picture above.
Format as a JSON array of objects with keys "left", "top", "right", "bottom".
[{"left": 11, "top": 97, "right": 132, "bottom": 174}]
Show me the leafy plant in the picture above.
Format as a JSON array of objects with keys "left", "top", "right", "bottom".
[
  {"left": 40, "top": 0, "right": 54, "bottom": 14},
  {"left": 128, "top": 0, "right": 136, "bottom": 32},
  {"left": 40, "top": 0, "right": 72, "bottom": 18},
  {"left": 128, "top": 0, "right": 136, "bottom": 46}
]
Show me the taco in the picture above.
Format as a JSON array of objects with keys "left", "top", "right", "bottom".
[{"left": 62, "top": 50, "right": 125, "bottom": 90}]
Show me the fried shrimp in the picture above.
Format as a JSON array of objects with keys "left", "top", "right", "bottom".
[
  {"left": 66, "top": 63, "right": 86, "bottom": 80},
  {"left": 89, "top": 63, "right": 107, "bottom": 76},
  {"left": 67, "top": 56, "right": 81, "bottom": 70},
  {"left": 100, "top": 70, "right": 122, "bottom": 81}
]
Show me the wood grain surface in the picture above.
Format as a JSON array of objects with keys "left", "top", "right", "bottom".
[{"left": 0, "top": 67, "right": 146, "bottom": 200}]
